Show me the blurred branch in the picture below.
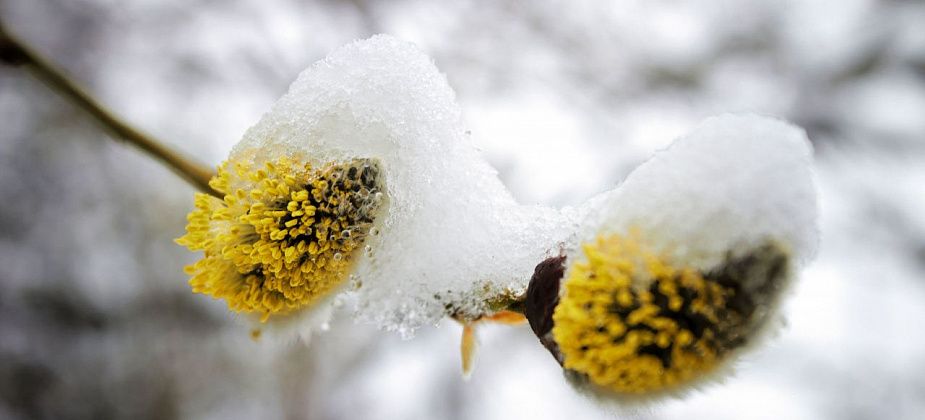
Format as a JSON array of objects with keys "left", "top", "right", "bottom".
[{"left": 0, "top": 22, "right": 220, "bottom": 197}]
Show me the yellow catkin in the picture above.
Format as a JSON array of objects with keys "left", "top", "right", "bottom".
[
  {"left": 177, "top": 153, "right": 384, "bottom": 321},
  {"left": 551, "top": 233, "right": 740, "bottom": 394}
]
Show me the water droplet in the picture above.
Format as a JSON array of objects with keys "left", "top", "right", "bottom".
[{"left": 333, "top": 252, "right": 343, "bottom": 261}]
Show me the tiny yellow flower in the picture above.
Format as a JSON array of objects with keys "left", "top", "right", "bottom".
[
  {"left": 177, "top": 150, "right": 385, "bottom": 322},
  {"left": 527, "top": 231, "right": 790, "bottom": 398}
]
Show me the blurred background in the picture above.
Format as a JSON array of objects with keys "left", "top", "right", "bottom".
[{"left": 1, "top": 0, "right": 924, "bottom": 419}]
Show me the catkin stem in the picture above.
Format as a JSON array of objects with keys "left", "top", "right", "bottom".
[{"left": 1, "top": 23, "right": 220, "bottom": 197}]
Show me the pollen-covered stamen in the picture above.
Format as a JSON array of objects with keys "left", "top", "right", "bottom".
[
  {"left": 545, "top": 233, "right": 790, "bottom": 395},
  {"left": 177, "top": 155, "right": 385, "bottom": 321}
]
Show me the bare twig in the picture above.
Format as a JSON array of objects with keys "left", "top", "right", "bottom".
[{"left": 1, "top": 22, "right": 220, "bottom": 197}]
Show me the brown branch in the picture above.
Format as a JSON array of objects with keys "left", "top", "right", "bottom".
[{"left": 1, "top": 23, "right": 220, "bottom": 197}]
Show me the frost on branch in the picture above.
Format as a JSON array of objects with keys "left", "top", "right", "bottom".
[{"left": 230, "top": 35, "right": 572, "bottom": 337}]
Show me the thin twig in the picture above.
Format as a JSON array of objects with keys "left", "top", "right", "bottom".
[{"left": 1, "top": 23, "right": 220, "bottom": 197}]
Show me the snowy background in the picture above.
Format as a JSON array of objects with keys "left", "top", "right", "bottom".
[{"left": 1, "top": 0, "right": 924, "bottom": 419}]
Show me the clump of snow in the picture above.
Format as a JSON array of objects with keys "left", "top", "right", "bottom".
[
  {"left": 229, "top": 34, "right": 816, "bottom": 338},
  {"left": 233, "top": 35, "right": 572, "bottom": 337},
  {"left": 575, "top": 114, "right": 818, "bottom": 270}
]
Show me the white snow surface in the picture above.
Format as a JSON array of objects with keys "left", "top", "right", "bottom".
[
  {"left": 232, "top": 36, "right": 817, "bottom": 337},
  {"left": 233, "top": 35, "right": 573, "bottom": 336},
  {"left": 576, "top": 114, "right": 818, "bottom": 271}
]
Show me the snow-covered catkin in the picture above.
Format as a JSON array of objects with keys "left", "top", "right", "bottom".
[
  {"left": 178, "top": 35, "right": 573, "bottom": 338},
  {"left": 525, "top": 114, "right": 818, "bottom": 402}
]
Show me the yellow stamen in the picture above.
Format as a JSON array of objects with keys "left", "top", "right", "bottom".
[
  {"left": 176, "top": 153, "right": 385, "bottom": 321},
  {"left": 551, "top": 233, "right": 738, "bottom": 394}
]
